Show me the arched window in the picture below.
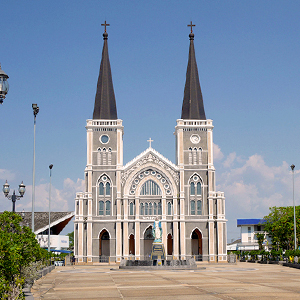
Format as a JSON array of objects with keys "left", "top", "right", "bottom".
[
  {"left": 149, "top": 203, "right": 152, "bottom": 215},
  {"left": 140, "top": 180, "right": 161, "bottom": 195},
  {"left": 190, "top": 182, "right": 195, "bottom": 195},
  {"left": 106, "top": 182, "right": 111, "bottom": 196},
  {"left": 197, "top": 200, "right": 202, "bottom": 215},
  {"left": 153, "top": 203, "right": 157, "bottom": 215},
  {"left": 140, "top": 203, "right": 144, "bottom": 215},
  {"left": 158, "top": 202, "right": 162, "bottom": 215},
  {"left": 99, "top": 182, "right": 104, "bottom": 195},
  {"left": 97, "top": 148, "right": 101, "bottom": 165},
  {"left": 99, "top": 201, "right": 104, "bottom": 215},
  {"left": 145, "top": 203, "right": 148, "bottom": 215},
  {"left": 191, "top": 200, "right": 195, "bottom": 215},
  {"left": 167, "top": 202, "right": 172, "bottom": 215},
  {"left": 106, "top": 200, "right": 111, "bottom": 215},
  {"left": 129, "top": 202, "right": 134, "bottom": 216},
  {"left": 197, "top": 182, "right": 201, "bottom": 195}
]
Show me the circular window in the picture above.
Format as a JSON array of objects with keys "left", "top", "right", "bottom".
[
  {"left": 130, "top": 190, "right": 135, "bottom": 195},
  {"left": 151, "top": 171, "right": 156, "bottom": 175},
  {"left": 157, "top": 174, "right": 162, "bottom": 179},
  {"left": 132, "top": 184, "right": 136, "bottom": 189},
  {"left": 100, "top": 135, "right": 109, "bottom": 144},
  {"left": 102, "top": 176, "right": 107, "bottom": 181},
  {"left": 164, "top": 184, "right": 169, "bottom": 189},
  {"left": 144, "top": 171, "right": 149, "bottom": 175},
  {"left": 161, "top": 178, "right": 166, "bottom": 183},
  {"left": 134, "top": 179, "right": 139, "bottom": 184},
  {"left": 139, "top": 174, "right": 144, "bottom": 179},
  {"left": 166, "top": 190, "right": 171, "bottom": 195},
  {"left": 193, "top": 176, "right": 198, "bottom": 181},
  {"left": 190, "top": 134, "right": 200, "bottom": 144}
]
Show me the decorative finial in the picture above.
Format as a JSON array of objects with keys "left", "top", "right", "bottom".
[
  {"left": 101, "top": 21, "right": 110, "bottom": 40},
  {"left": 187, "top": 21, "right": 195, "bottom": 40}
]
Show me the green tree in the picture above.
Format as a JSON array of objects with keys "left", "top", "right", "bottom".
[
  {"left": 66, "top": 231, "right": 74, "bottom": 251},
  {"left": 263, "top": 206, "right": 300, "bottom": 251},
  {"left": 255, "top": 233, "right": 265, "bottom": 250},
  {"left": 0, "top": 211, "right": 44, "bottom": 299}
]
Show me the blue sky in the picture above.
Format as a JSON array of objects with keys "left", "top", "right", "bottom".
[{"left": 1, "top": 0, "right": 300, "bottom": 240}]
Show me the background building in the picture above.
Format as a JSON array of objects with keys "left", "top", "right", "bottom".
[{"left": 74, "top": 27, "right": 227, "bottom": 264}]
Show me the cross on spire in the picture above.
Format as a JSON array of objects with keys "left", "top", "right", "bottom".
[
  {"left": 187, "top": 21, "right": 195, "bottom": 33},
  {"left": 147, "top": 138, "right": 153, "bottom": 148},
  {"left": 101, "top": 20, "right": 110, "bottom": 33}
]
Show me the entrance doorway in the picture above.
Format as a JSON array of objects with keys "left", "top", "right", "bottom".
[
  {"left": 144, "top": 226, "right": 154, "bottom": 259},
  {"left": 99, "top": 229, "right": 110, "bottom": 259},
  {"left": 167, "top": 233, "right": 173, "bottom": 256},
  {"left": 191, "top": 229, "right": 202, "bottom": 260},
  {"left": 129, "top": 234, "right": 135, "bottom": 255}
]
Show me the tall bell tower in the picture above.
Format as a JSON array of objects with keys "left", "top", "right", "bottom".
[
  {"left": 175, "top": 24, "right": 226, "bottom": 262},
  {"left": 75, "top": 22, "right": 124, "bottom": 263}
]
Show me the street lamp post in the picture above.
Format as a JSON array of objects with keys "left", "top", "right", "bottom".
[
  {"left": 291, "top": 164, "right": 297, "bottom": 250},
  {"left": 0, "top": 64, "right": 9, "bottom": 104},
  {"left": 48, "top": 164, "right": 53, "bottom": 252},
  {"left": 2, "top": 181, "right": 26, "bottom": 212},
  {"left": 32, "top": 104, "right": 39, "bottom": 232}
]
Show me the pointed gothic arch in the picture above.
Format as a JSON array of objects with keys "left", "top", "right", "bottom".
[
  {"left": 191, "top": 228, "right": 202, "bottom": 258},
  {"left": 99, "top": 229, "right": 110, "bottom": 257}
]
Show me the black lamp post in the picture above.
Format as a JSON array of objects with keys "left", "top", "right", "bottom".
[
  {"left": 2, "top": 180, "right": 26, "bottom": 212},
  {"left": 0, "top": 64, "right": 9, "bottom": 104}
]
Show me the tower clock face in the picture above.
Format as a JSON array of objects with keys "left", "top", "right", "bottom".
[
  {"left": 100, "top": 134, "right": 109, "bottom": 144},
  {"left": 190, "top": 134, "right": 200, "bottom": 144}
]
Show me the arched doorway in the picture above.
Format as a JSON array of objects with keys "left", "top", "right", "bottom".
[
  {"left": 144, "top": 226, "right": 154, "bottom": 259},
  {"left": 99, "top": 230, "right": 110, "bottom": 261},
  {"left": 167, "top": 233, "right": 173, "bottom": 256},
  {"left": 129, "top": 234, "right": 135, "bottom": 255},
  {"left": 191, "top": 229, "right": 202, "bottom": 260}
]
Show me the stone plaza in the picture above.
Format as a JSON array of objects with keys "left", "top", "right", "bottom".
[{"left": 31, "top": 262, "right": 300, "bottom": 299}]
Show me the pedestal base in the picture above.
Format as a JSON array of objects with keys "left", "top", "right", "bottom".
[{"left": 151, "top": 242, "right": 166, "bottom": 260}]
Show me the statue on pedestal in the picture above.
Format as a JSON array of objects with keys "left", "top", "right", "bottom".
[{"left": 152, "top": 217, "right": 162, "bottom": 243}]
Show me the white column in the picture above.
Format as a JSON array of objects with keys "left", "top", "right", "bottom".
[{"left": 135, "top": 221, "right": 140, "bottom": 259}]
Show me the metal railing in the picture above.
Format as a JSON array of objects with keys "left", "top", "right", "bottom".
[{"left": 99, "top": 255, "right": 109, "bottom": 263}]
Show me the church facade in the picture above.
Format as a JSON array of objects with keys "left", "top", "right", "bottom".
[{"left": 74, "top": 26, "right": 227, "bottom": 264}]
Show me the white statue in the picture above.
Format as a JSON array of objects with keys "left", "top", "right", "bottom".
[{"left": 152, "top": 217, "right": 162, "bottom": 243}]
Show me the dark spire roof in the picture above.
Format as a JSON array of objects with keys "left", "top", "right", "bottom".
[
  {"left": 181, "top": 29, "right": 206, "bottom": 120},
  {"left": 93, "top": 26, "right": 117, "bottom": 120}
]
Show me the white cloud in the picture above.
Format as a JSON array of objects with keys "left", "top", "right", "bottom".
[
  {"left": 213, "top": 143, "right": 224, "bottom": 161},
  {"left": 223, "top": 152, "right": 236, "bottom": 168}
]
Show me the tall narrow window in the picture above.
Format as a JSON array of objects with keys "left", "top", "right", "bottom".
[
  {"left": 198, "top": 148, "right": 202, "bottom": 164},
  {"left": 130, "top": 202, "right": 134, "bottom": 216},
  {"left": 190, "top": 182, "right": 195, "bottom": 195},
  {"left": 153, "top": 203, "right": 157, "bottom": 215},
  {"left": 158, "top": 202, "right": 162, "bottom": 215},
  {"left": 167, "top": 202, "right": 172, "bottom": 215},
  {"left": 197, "top": 200, "right": 202, "bottom": 215},
  {"left": 189, "top": 148, "right": 192, "bottom": 165},
  {"left": 191, "top": 200, "right": 195, "bottom": 215},
  {"left": 140, "top": 203, "right": 144, "bottom": 215},
  {"left": 99, "top": 201, "right": 104, "bottom": 215},
  {"left": 97, "top": 148, "right": 101, "bottom": 165},
  {"left": 145, "top": 203, "right": 148, "bottom": 215},
  {"left": 193, "top": 148, "right": 197, "bottom": 165},
  {"left": 99, "top": 182, "right": 104, "bottom": 195},
  {"left": 197, "top": 182, "right": 201, "bottom": 195},
  {"left": 106, "top": 200, "right": 111, "bottom": 215},
  {"left": 108, "top": 148, "right": 112, "bottom": 165},
  {"left": 106, "top": 182, "right": 111, "bottom": 196},
  {"left": 149, "top": 203, "right": 152, "bottom": 215}
]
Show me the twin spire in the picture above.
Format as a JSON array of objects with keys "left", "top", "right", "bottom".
[{"left": 93, "top": 22, "right": 206, "bottom": 120}]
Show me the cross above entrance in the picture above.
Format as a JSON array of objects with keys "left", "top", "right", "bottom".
[{"left": 147, "top": 138, "right": 153, "bottom": 148}]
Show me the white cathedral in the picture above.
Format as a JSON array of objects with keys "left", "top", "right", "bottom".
[{"left": 74, "top": 25, "right": 227, "bottom": 264}]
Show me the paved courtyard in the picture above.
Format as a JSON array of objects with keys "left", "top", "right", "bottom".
[{"left": 31, "top": 262, "right": 300, "bottom": 299}]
